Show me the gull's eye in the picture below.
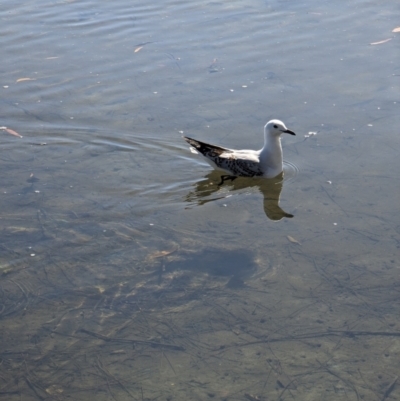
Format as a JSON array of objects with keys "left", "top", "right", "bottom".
[{"left": 273, "top": 124, "right": 278, "bottom": 129}]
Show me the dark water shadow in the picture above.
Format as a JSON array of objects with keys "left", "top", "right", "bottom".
[
  {"left": 185, "top": 171, "right": 293, "bottom": 221},
  {"left": 165, "top": 248, "right": 257, "bottom": 288}
]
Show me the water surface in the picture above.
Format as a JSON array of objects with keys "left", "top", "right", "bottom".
[{"left": 1, "top": 0, "right": 399, "bottom": 400}]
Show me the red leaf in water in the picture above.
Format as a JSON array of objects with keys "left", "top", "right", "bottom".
[{"left": 1, "top": 127, "right": 23, "bottom": 138}]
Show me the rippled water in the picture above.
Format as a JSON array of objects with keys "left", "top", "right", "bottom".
[{"left": 1, "top": 0, "right": 399, "bottom": 400}]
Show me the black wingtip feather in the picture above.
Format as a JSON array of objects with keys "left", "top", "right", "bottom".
[{"left": 183, "top": 136, "right": 227, "bottom": 156}]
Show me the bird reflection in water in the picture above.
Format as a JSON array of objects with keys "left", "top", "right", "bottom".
[{"left": 185, "top": 170, "right": 293, "bottom": 221}]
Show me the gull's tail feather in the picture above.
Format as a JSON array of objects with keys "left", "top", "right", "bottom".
[{"left": 183, "top": 136, "right": 228, "bottom": 157}]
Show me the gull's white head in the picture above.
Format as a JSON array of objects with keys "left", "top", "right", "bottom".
[{"left": 265, "top": 119, "right": 296, "bottom": 137}]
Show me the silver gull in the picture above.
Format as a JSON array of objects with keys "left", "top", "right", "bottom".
[{"left": 184, "top": 119, "right": 296, "bottom": 185}]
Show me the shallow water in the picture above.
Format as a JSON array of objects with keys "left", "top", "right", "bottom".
[{"left": 1, "top": 0, "right": 399, "bottom": 400}]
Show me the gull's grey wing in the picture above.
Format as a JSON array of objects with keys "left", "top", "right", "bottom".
[
  {"left": 216, "top": 153, "right": 263, "bottom": 177},
  {"left": 184, "top": 136, "right": 263, "bottom": 177}
]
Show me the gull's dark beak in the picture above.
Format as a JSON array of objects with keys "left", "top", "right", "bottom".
[{"left": 283, "top": 129, "right": 296, "bottom": 136}]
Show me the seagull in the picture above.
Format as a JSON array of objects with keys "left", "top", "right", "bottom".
[{"left": 184, "top": 119, "right": 296, "bottom": 185}]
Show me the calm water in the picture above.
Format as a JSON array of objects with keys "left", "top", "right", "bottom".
[{"left": 1, "top": 0, "right": 399, "bottom": 400}]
